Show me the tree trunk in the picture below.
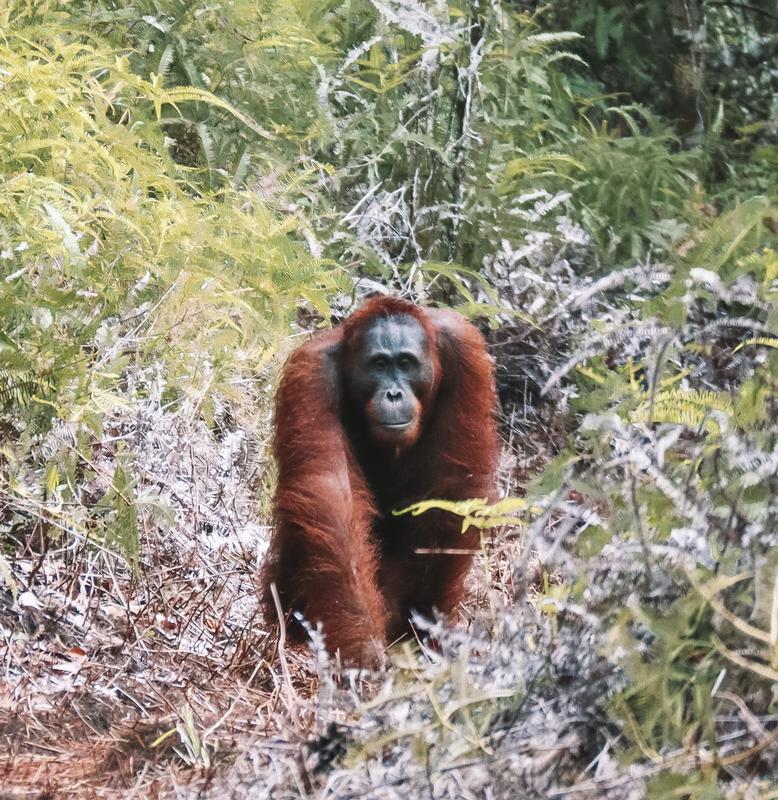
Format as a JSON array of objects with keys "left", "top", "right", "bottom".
[{"left": 668, "top": 0, "right": 707, "bottom": 137}]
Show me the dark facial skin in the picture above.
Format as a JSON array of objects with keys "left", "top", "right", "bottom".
[{"left": 347, "top": 315, "right": 435, "bottom": 450}]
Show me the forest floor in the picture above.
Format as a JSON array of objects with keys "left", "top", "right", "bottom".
[{"left": 1, "top": 373, "right": 561, "bottom": 799}]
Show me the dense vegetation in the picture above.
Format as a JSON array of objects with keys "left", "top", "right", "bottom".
[{"left": 1, "top": 0, "right": 776, "bottom": 797}]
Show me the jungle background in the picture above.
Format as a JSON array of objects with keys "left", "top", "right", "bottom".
[{"left": 1, "top": 0, "right": 777, "bottom": 796}]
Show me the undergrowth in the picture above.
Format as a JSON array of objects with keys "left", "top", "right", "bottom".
[{"left": 1, "top": 1, "right": 777, "bottom": 798}]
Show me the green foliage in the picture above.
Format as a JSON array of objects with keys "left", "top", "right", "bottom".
[
  {"left": 300, "top": 3, "right": 592, "bottom": 271},
  {"left": 541, "top": 0, "right": 676, "bottom": 115},
  {"left": 66, "top": 0, "right": 332, "bottom": 185},
  {"left": 530, "top": 194, "right": 778, "bottom": 782},
  {"left": 47, "top": 0, "right": 698, "bottom": 274},
  {"left": 680, "top": 195, "right": 774, "bottom": 279},
  {"left": 0, "top": 25, "right": 334, "bottom": 564},
  {"left": 572, "top": 107, "right": 697, "bottom": 262},
  {"left": 543, "top": 0, "right": 778, "bottom": 193},
  {"left": 0, "top": 30, "right": 329, "bottom": 397},
  {"left": 1, "top": 0, "right": 746, "bottom": 288},
  {"left": 631, "top": 389, "right": 736, "bottom": 434},
  {"left": 394, "top": 496, "right": 532, "bottom": 533}
]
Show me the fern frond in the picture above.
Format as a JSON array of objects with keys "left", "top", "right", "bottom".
[
  {"left": 734, "top": 337, "right": 778, "bottom": 352},
  {"left": 0, "top": 367, "right": 43, "bottom": 409},
  {"left": 632, "top": 389, "right": 736, "bottom": 433},
  {"left": 685, "top": 196, "right": 771, "bottom": 275},
  {"left": 135, "top": 80, "right": 276, "bottom": 140}
]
